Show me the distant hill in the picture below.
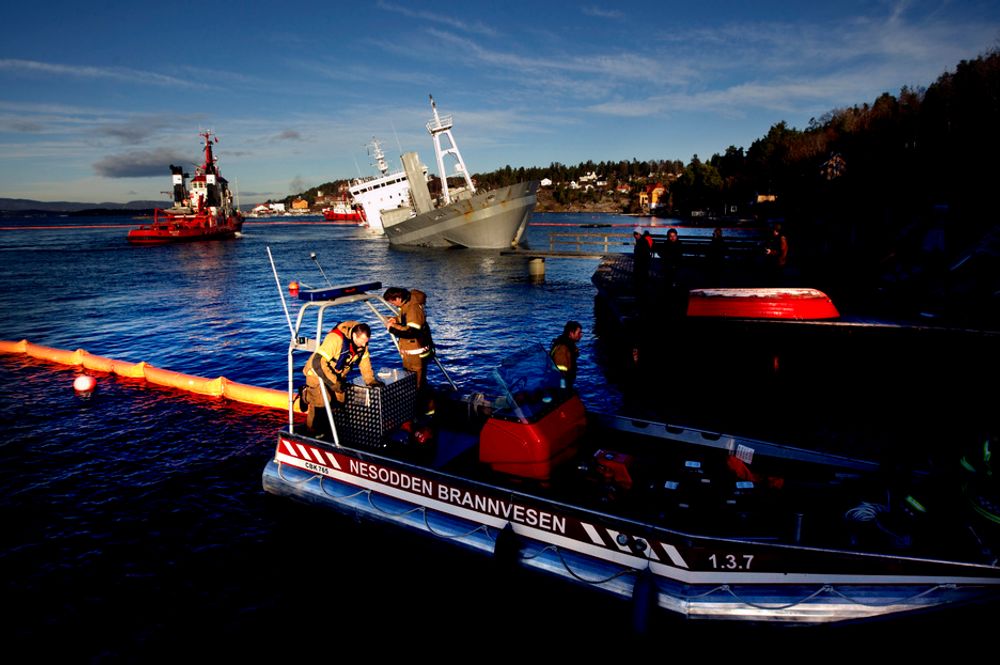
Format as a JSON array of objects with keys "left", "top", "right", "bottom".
[{"left": 0, "top": 198, "right": 169, "bottom": 213}]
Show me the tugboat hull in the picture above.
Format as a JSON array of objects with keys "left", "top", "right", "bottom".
[{"left": 126, "top": 218, "right": 243, "bottom": 244}]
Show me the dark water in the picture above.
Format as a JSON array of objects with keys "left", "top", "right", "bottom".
[{"left": 0, "top": 214, "right": 992, "bottom": 660}]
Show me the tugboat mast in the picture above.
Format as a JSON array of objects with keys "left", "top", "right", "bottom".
[
  {"left": 426, "top": 95, "right": 475, "bottom": 205},
  {"left": 200, "top": 130, "right": 219, "bottom": 176}
]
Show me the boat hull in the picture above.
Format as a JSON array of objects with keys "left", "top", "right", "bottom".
[
  {"left": 687, "top": 288, "right": 840, "bottom": 320},
  {"left": 382, "top": 181, "right": 538, "bottom": 249},
  {"left": 263, "top": 430, "right": 1000, "bottom": 624},
  {"left": 127, "top": 211, "right": 244, "bottom": 245}
]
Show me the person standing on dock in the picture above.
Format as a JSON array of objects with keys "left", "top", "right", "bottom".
[
  {"left": 550, "top": 320, "right": 583, "bottom": 390},
  {"left": 303, "top": 321, "right": 379, "bottom": 435},
  {"left": 659, "top": 228, "right": 683, "bottom": 288},
  {"left": 707, "top": 227, "right": 726, "bottom": 286},
  {"left": 765, "top": 223, "right": 789, "bottom": 281},
  {"left": 633, "top": 230, "right": 651, "bottom": 286}
]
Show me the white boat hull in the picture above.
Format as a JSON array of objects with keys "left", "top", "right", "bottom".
[{"left": 382, "top": 181, "right": 538, "bottom": 249}]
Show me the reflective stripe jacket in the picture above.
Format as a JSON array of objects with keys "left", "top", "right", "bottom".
[
  {"left": 550, "top": 336, "right": 579, "bottom": 388},
  {"left": 388, "top": 289, "right": 432, "bottom": 357}
]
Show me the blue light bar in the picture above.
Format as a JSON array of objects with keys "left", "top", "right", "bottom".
[{"left": 297, "top": 281, "right": 382, "bottom": 302}]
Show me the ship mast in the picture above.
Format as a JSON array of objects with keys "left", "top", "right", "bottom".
[
  {"left": 370, "top": 137, "right": 390, "bottom": 176},
  {"left": 426, "top": 95, "right": 475, "bottom": 205},
  {"left": 200, "top": 130, "right": 219, "bottom": 176}
]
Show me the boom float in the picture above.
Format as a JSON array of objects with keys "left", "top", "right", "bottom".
[{"left": 0, "top": 339, "right": 288, "bottom": 411}]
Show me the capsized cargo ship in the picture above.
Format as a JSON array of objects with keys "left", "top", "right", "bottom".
[
  {"left": 349, "top": 96, "right": 537, "bottom": 249},
  {"left": 262, "top": 281, "right": 1000, "bottom": 625}
]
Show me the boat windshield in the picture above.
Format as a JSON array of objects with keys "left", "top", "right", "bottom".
[{"left": 490, "top": 344, "right": 565, "bottom": 422}]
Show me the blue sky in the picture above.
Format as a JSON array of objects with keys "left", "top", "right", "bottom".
[{"left": 2, "top": 1, "right": 998, "bottom": 204}]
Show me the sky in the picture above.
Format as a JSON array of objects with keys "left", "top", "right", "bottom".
[{"left": 1, "top": 1, "right": 998, "bottom": 204}]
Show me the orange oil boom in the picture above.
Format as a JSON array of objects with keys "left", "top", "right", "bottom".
[{"left": 0, "top": 339, "right": 293, "bottom": 411}]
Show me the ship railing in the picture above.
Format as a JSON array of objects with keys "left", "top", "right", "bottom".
[
  {"left": 548, "top": 232, "right": 634, "bottom": 254},
  {"left": 426, "top": 114, "right": 453, "bottom": 132},
  {"left": 548, "top": 232, "right": 765, "bottom": 258}
]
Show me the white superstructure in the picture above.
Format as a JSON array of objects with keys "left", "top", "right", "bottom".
[{"left": 347, "top": 139, "right": 412, "bottom": 234}]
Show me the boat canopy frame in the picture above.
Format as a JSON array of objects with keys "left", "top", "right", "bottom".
[{"left": 282, "top": 281, "right": 455, "bottom": 440}]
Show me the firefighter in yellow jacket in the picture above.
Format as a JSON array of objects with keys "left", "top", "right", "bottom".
[
  {"left": 383, "top": 287, "right": 434, "bottom": 389},
  {"left": 303, "top": 320, "right": 379, "bottom": 432},
  {"left": 550, "top": 320, "right": 583, "bottom": 390}
]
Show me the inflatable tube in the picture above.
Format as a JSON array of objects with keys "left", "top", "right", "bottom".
[
  {"left": 80, "top": 352, "right": 116, "bottom": 373},
  {"left": 0, "top": 339, "right": 293, "bottom": 413},
  {"left": 26, "top": 343, "right": 85, "bottom": 365},
  {"left": 144, "top": 366, "right": 225, "bottom": 396},
  {"left": 0, "top": 339, "right": 27, "bottom": 354},
  {"left": 222, "top": 379, "right": 287, "bottom": 410},
  {"left": 112, "top": 360, "right": 147, "bottom": 379}
]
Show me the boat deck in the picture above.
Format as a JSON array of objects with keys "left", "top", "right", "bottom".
[{"left": 333, "top": 401, "right": 998, "bottom": 569}]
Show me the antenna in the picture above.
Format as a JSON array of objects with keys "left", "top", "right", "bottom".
[
  {"left": 390, "top": 120, "right": 403, "bottom": 156},
  {"left": 310, "top": 252, "right": 333, "bottom": 286}
]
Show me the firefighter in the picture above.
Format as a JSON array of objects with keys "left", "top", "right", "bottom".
[
  {"left": 550, "top": 320, "right": 583, "bottom": 390},
  {"left": 383, "top": 287, "right": 434, "bottom": 390},
  {"left": 303, "top": 320, "right": 380, "bottom": 434}
]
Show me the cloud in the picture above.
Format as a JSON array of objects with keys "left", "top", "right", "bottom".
[
  {"left": 273, "top": 130, "right": 304, "bottom": 142},
  {"left": 3, "top": 119, "right": 45, "bottom": 133},
  {"left": 582, "top": 6, "right": 623, "bottom": 20},
  {"left": 376, "top": 0, "right": 497, "bottom": 36},
  {"left": 425, "top": 29, "right": 684, "bottom": 85},
  {"left": 93, "top": 148, "right": 195, "bottom": 178},
  {"left": 0, "top": 58, "right": 203, "bottom": 88},
  {"left": 95, "top": 115, "right": 188, "bottom": 144}
]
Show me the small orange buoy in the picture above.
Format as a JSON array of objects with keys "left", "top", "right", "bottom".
[
  {"left": 288, "top": 280, "right": 300, "bottom": 297},
  {"left": 73, "top": 374, "right": 97, "bottom": 393}
]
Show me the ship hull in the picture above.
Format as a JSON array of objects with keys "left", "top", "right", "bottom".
[
  {"left": 127, "top": 211, "right": 244, "bottom": 245},
  {"left": 383, "top": 181, "right": 538, "bottom": 249}
]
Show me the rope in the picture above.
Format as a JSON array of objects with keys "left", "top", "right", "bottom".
[
  {"left": 552, "top": 546, "right": 637, "bottom": 585},
  {"left": 421, "top": 510, "right": 493, "bottom": 540},
  {"left": 365, "top": 491, "right": 424, "bottom": 517},
  {"left": 720, "top": 584, "right": 836, "bottom": 610},
  {"left": 845, "top": 501, "right": 886, "bottom": 521},
  {"left": 825, "top": 583, "right": 959, "bottom": 607},
  {"left": 277, "top": 461, "right": 323, "bottom": 487},
  {"left": 718, "top": 583, "right": 961, "bottom": 611},
  {"left": 318, "top": 475, "right": 366, "bottom": 500}
]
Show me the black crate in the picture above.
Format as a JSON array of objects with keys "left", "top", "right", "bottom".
[{"left": 333, "top": 369, "right": 417, "bottom": 449}]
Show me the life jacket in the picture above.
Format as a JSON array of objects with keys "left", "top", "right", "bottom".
[
  {"left": 308, "top": 321, "right": 368, "bottom": 381},
  {"left": 550, "top": 335, "right": 579, "bottom": 377},
  {"left": 328, "top": 326, "right": 366, "bottom": 374}
]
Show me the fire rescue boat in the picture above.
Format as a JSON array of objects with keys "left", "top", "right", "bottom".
[
  {"left": 127, "top": 131, "right": 244, "bottom": 244},
  {"left": 262, "top": 281, "right": 1000, "bottom": 625}
]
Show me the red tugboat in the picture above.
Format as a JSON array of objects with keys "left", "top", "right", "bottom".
[
  {"left": 322, "top": 198, "right": 366, "bottom": 224},
  {"left": 127, "top": 131, "right": 244, "bottom": 244}
]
